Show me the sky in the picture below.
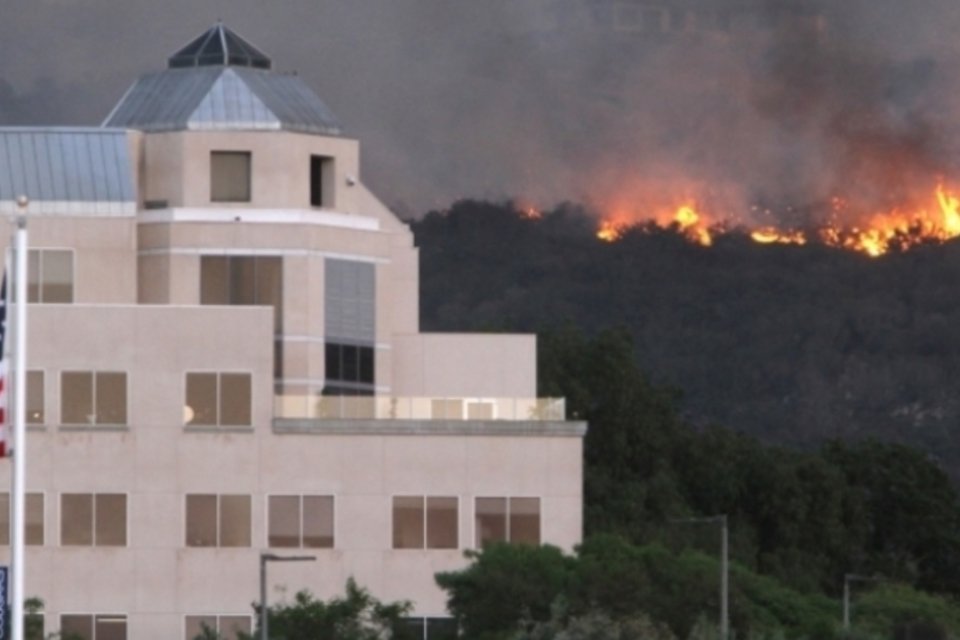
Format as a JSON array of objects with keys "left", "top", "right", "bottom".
[{"left": 2, "top": 1, "right": 960, "bottom": 221}]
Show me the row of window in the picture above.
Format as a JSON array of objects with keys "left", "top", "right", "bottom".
[
  {"left": 21, "top": 370, "right": 251, "bottom": 427},
  {"left": 0, "top": 493, "right": 541, "bottom": 549},
  {"left": 21, "top": 612, "right": 455, "bottom": 640},
  {"left": 22, "top": 250, "right": 379, "bottom": 393},
  {"left": 210, "top": 151, "right": 334, "bottom": 208}
]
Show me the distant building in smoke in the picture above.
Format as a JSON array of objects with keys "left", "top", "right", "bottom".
[
  {"left": 534, "top": 0, "right": 827, "bottom": 40},
  {"left": 0, "top": 23, "right": 584, "bottom": 639}
]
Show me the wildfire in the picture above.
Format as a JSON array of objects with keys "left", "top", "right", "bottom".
[
  {"left": 594, "top": 183, "right": 960, "bottom": 257},
  {"left": 597, "top": 218, "right": 627, "bottom": 242},
  {"left": 751, "top": 228, "right": 807, "bottom": 246}
]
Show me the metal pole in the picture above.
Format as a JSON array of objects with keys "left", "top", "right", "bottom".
[
  {"left": 260, "top": 554, "right": 268, "bottom": 640},
  {"left": 720, "top": 515, "right": 728, "bottom": 640},
  {"left": 11, "top": 213, "right": 28, "bottom": 640},
  {"left": 259, "top": 553, "right": 316, "bottom": 640},
  {"left": 669, "top": 514, "right": 729, "bottom": 640},
  {"left": 843, "top": 575, "right": 850, "bottom": 630}
]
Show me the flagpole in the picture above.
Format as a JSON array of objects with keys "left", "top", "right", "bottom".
[{"left": 11, "top": 205, "right": 28, "bottom": 640}]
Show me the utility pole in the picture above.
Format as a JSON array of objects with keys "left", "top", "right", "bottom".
[{"left": 670, "top": 514, "right": 728, "bottom": 640}]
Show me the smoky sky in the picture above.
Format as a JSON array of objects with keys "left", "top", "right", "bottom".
[{"left": 2, "top": 0, "right": 960, "bottom": 221}]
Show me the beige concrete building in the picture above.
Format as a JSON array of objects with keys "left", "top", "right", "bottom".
[{"left": 0, "top": 24, "right": 585, "bottom": 640}]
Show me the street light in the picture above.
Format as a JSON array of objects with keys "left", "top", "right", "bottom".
[
  {"left": 260, "top": 552, "right": 316, "bottom": 640},
  {"left": 670, "top": 515, "right": 728, "bottom": 640}
]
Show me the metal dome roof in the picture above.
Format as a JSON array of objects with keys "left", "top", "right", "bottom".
[
  {"left": 168, "top": 23, "right": 272, "bottom": 70},
  {"left": 104, "top": 25, "right": 343, "bottom": 136}
]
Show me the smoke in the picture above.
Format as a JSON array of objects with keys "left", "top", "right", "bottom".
[{"left": 2, "top": 0, "right": 960, "bottom": 220}]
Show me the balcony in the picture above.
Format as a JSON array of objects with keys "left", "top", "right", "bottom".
[{"left": 274, "top": 395, "right": 566, "bottom": 422}]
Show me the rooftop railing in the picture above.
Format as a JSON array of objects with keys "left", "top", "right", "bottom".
[{"left": 274, "top": 395, "right": 566, "bottom": 422}]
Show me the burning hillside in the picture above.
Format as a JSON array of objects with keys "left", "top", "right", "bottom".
[{"left": 592, "top": 181, "right": 960, "bottom": 257}]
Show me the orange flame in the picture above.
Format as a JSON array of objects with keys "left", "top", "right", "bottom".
[
  {"left": 594, "top": 183, "right": 960, "bottom": 257},
  {"left": 597, "top": 218, "right": 627, "bottom": 242},
  {"left": 751, "top": 228, "right": 807, "bottom": 245},
  {"left": 673, "top": 204, "right": 713, "bottom": 246}
]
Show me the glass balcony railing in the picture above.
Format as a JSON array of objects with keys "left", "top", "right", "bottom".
[{"left": 274, "top": 395, "right": 566, "bottom": 421}]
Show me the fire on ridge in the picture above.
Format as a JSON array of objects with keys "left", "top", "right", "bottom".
[{"left": 593, "top": 183, "right": 960, "bottom": 257}]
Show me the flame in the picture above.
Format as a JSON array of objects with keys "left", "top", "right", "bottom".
[
  {"left": 519, "top": 205, "right": 543, "bottom": 220},
  {"left": 597, "top": 218, "right": 627, "bottom": 242},
  {"left": 751, "top": 228, "right": 807, "bottom": 245},
  {"left": 673, "top": 204, "right": 713, "bottom": 246},
  {"left": 593, "top": 183, "right": 960, "bottom": 257}
]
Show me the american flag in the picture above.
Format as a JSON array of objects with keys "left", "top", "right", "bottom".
[{"left": 0, "top": 273, "right": 7, "bottom": 457}]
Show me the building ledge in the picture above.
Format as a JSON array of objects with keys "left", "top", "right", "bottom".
[{"left": 272, "top": 418, "right": 587, "bottom": 437}]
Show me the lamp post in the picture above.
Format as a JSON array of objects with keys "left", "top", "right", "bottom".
[
  {"left": 259, "top": 553, "right": 316, "bottom": 640},
  {"left": 670, "top": 515, "right": 728, "bottom": 640},
  {"left": 11, "top": 195, "right": 28, "bottom": 640}
]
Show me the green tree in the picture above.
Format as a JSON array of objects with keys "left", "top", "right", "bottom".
[
  {"left": 436, "top": 544, "right": 575, "bottom": 640},
  {"left": 245, "top": 578, "right": 411, "bottom": 640}
]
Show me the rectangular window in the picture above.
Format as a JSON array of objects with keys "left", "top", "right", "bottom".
[
  {"left": 211, "top": 151, "right": 251, "bottom": 202},
  {"left": 475, "top": 497, "right": 541, "bottom": 547},
  {"left": 185, "top": 372, "right": 252, "bottom": 427},
  {"left": 185, "top": 615, "right": 252, "bottom": 640},
  {"left": 324, "top": 256, "right": 376, "bottom": 394},
  {"left": 310, "top": 155, "right": 334, "bottom": 207},
  {"left": 186, "top": 494, "right": 251, "bottom": 548},
  {"left": 60, "top": 614, "right": 127, "bottom": 640},
  {"left": 268, "top": 495, "right": 334, "bottom": 548},
  {"left": 27, "top": 370, "right": 44, "bottom": 424},
  {"left": 324, "top": 343, "right": 375, "bottom": 392},
  {"left": 0, "top": 493, "right": 44, "bottom": 545},
  {"left": 25, "top": 249, "right": 73, "bottom": 303},
  {"left": 200, "top": 256, "right": 283, "bottom": 377},
  {"left": 61, "top": 494, "right": 126, "bottom": 547},
  {"left": 61, "top": 372, "right": 127, "bottom": 425},
  {"left": 393, "top": 496, "right": 458, "bottom": 549}
]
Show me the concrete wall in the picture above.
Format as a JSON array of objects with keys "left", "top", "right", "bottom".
[
  {"left": 392, "top": 334, "right": 538, "bottom": 398},
  {"left": 141, "top": 131, "right": 362, "bottom": 213}
]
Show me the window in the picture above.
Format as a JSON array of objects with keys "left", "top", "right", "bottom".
[
  {"left": 392, "top": 496, "right": 458, "bottom": 549},
  {"left": 200, "top": 256, "right": 282, "bottom": 377},
  {"left": 185, "top": 372, "right": 251, "bottom": 426},
  {"left": 210, "top": 151, "right": 251, "bottom": 202},
  {"left": 60, "top": 614, "right": 127, "bottom": 640},
  {"left": 0, "top": 492, "right": 44, "bottom": 545},
  {"left": 27, "top": 249, "right": 73, "bottom": 303},
  {"left": 27, "top": 370, "right": 44, "bottom": 424},
  {"left": 185, "top": 615, "right": 251, "bottom": 640},
  {"left": 25, "top": 611, "right": 44, "bottom": 639},
  {"left": 310, "top": 155, "right": 334, "bottom": 207},
  {"left": 186, "top": 494, "right": 251, "bottom": 547},
  {"left": 475, "top": 497, "right": 540, "bottom": 547},
  {"left": 324, "top": 343, "right": 374, "bottom": 390},
  {"left": 61, "top": 372, "right": 127, "bottom": 425},
  {"left": 325, "top": 258, "right": 375, "bottom": 394},
  {"left": 402, "top": 618, "right": 458, "bottom": 640},
  {"left": 61, "top": 494, "right": 126, "bottom": 546},
  {"left": 268, "top": 495, "right": 334, "bottom": 548}
]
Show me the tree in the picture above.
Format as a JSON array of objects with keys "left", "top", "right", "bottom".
[
  {"left": 245, "top": 578, "right": 412, "bottom": 640},
  {"left": 436, "top": 544, "right": 575, "bottom": 640}
]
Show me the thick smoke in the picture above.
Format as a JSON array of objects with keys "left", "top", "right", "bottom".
[{"left": 2, "top": 0, "right": 960, "bottom": 221}]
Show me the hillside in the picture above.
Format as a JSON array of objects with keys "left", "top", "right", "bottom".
[{"left": 412, "top": 200, "right": 960, "bottom": 476}]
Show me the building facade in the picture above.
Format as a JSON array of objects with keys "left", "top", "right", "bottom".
[{"left": 0, "top": 24, "right": 585, "bottom": 639}]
